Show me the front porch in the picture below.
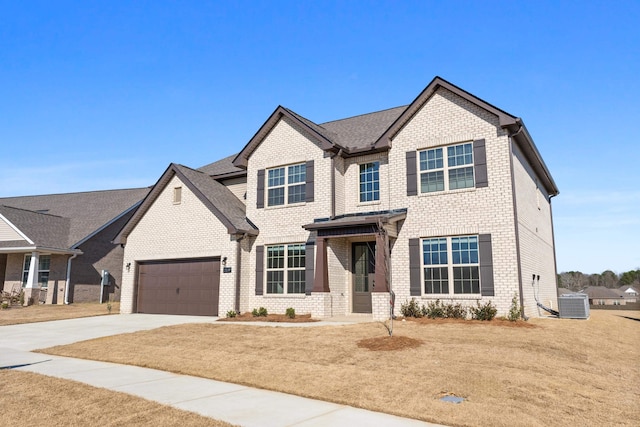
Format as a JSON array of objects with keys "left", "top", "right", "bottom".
[{"left": 304, "top": 209, "right": 406, "bottom": 320}]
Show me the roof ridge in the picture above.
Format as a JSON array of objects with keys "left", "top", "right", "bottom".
[
  {"left": 0, "top": 205, "right": 65, "bottom": 218},
  {"left": 0, "top": 187, "right": 150, "bottom": 199},
  {"left": 320, "top": 105, "right": 408, "bottom": 125}
]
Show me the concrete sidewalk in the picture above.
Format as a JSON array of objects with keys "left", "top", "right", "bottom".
[{"left": 0, "top": 315, "right": 444, "bottom": 427}]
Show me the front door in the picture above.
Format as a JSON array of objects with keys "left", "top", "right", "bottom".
[{"left": 352, "top": 242, "right": 375, "bottom": 313}]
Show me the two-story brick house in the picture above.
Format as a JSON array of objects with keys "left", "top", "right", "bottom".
[{"left": 116, "top": 76, "right": 559, "bottom": 319}]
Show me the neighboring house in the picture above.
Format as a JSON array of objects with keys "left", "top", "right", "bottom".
[
  {"left": 618, "top": 285, "right": 638, "bottom": 303},
  {"left": 0, "top": 188, "right": 149, "bottom": 304},
  {"left": 582, "top": 286, "right": 627, "bottom": 306},
  {"left": 117, "top": 76, "right": 560, "bottom": 320}
]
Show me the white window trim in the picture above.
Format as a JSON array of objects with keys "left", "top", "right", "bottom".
[
  {"left": 266, "top": 163, "right": 306, "bottom": 208},
  {"left": 420, "top": 235, "right": 481, "bottom": 297},
  {"left": 22, "top": 254, "right": 51, "bottom": 288},
  {"left": 358, "top": 161, "right": 380, "bottom": 204},
  {"left": 418, "top": 141, "right": 475, "bottom": 194},
  {"left": 265, "top": 243, "right": 306, "bottom": 295}
]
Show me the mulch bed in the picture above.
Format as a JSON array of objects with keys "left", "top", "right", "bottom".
[
  {"left": 357, "top": 335, "right": 423, "bottom": 351},
  {"left": 400, "top": 316, "right": 538, "bottom": 328},
  {"left": 218, "top": 313, "right": 319, "bottom": 323}
]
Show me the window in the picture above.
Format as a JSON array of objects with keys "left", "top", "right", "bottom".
[
  {"left": 173, "top": 186, "right": 182, "bottom": 204},
  {"left": 359, "top": 162, "right": 380, "bottom": 202},
  {"left": 22, "top": 254, "right": 51, "bottom": 288},
  {"left": 267, "top": 163, "right": 306, "bottom": 206},
  {"left": 422, "top": 236, "right": 479, "bottom": 295},
  {"left": 266, "top": 243, "right": 305, "bottom": 294},
  {"left": 419, "top": 142, "right": 474, "bottom": 193}
]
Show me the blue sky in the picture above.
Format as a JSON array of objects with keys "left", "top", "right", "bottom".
[{"left": 1, "top": 1, "right": 638, "bottom": 274}]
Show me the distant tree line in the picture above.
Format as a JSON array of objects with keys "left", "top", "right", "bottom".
[{"left": 557, "top": 269, "right": 640, "bottom": 291}]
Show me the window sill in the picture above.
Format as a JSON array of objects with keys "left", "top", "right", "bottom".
[
  {"left": 418, "top": 186, "right": 476, "bottom": 198},
  {"left": 421, "top": 294, "right": 481, "bottom": 300},
  {"left": 357, "top": 200, "right": 381, "bottom": 207},
  {"left": 262, "top": 294, "right": 307, "bottom": 299},
  {"left": 264, "top": 202, "right": 306, "bottom": 211}
]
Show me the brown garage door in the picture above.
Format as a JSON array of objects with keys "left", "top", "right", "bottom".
[{"left": 137, "top": 258, "right": 220, "bottom": 316}]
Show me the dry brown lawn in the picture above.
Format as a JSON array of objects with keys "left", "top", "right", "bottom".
[
  {"left": 0, "top": 370, "right": 235, "bottom": 426},
  {"left": 39, "top": 310, "right": 640, "bottom": 427},
  {"left": 0, "top": 302, "right": 118, "bottom": 326}
]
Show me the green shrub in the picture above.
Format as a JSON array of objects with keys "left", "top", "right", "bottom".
[
  {"left": 226, "top": 310, "right": 237, "bottom": 318},
  {"left": 508, "top": 293, "right": 523, "bottom": 321},
  {"left": 285, "top": 307, "right": 296, "bottom": 319},
  {"left": 444, "top": 302, "right": 468, "bottom": 319},
  {"left": 424, "top": 299, "right": 445, "bottom": 319},
  {"left": 252, "top": 307, "right": 268, "bottom": 317},
  {"left": 470, "top": 301, "right": 498, "bottom": 321},
  {"left": 400, "top": 299, "right": 423, "bottom": 318}
]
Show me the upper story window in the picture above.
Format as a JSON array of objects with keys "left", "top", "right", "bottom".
[
  {"left": 267, "top": 163, "right": 306, "bottom": 207},
  {"left": 419, "top": 142, "right": 474, "bottom": 193},
  {"left": 422, "top": 235, "right": 479, "bottom": 295},
  {"left": 266, "top": 243, "right": 306, "bottom": 294},
  {"left": 173, "top": 186, "right": 182, "bottom": 204},
  {"left": 359, "top": 162, "right": 380, "bottom": 202},
  {"left": 22, "top": 254, "right": 51, "bottom": 288}
]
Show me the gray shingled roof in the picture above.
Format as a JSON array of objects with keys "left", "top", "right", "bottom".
[
  {"left": 0, "top": 205, "right": 71, "bottom": 249},
  {"left": 198, "top": 153, "right": 245, "bottom": 177},
  {"left": 174, "top": 164, "right": 256, "bottom": 233},
  {"left": 320, "top": 106, "right": 407, "bottom": 150},
  {"left": 582, "top": 286, "right": 625, "bottom": 300},
  {"left": 0, "top": 188, "right": 149, "bottom": 248}
]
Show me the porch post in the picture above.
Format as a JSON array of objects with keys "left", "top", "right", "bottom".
[
  {"left": 25, "top": 252, "right": 39, "bottom": 288},
  {"left": 23, "top": 251, "right": 40, "bottom": 306},
  {"left": 312, "top": 238, "right": 330, "bottom": 292},
  {"left": 374, "top": 232, "right": 388, "bottom": 292}
]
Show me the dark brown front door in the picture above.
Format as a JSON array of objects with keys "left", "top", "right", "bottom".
[
  {"left": 137, "top": 258, "right": 220, "bottom": 316},
  {"left": 352, "top": 242, "right": 374, "bottom": 313}
]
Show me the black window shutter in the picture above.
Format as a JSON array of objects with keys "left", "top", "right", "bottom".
[
  {"left": 255, "top": 245, "right": 264, "bottom": 295},
  {"left": 256, "top": 169, "right": 265, "bottom": 209},
  {"left": 305, "top": 160, "right": 314, "bottom": 202},
  {"left": 409, "top": 238, "right": 421, "bottom": 296},
  {"left": 406, "top": 151, "right": 417, "bottom": 196},
  {"left": 305, "top": 241, "right": 315, "bottom": 295},
  {"left": 473, "top": 139, "right": 488, "bottom": 188},
  {"left": 479, "top": 234, "right": 494, "bottom": 296}
]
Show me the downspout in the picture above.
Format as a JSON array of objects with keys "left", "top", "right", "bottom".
[
  {"left": 234, "top": 233, "right": 248, "bottom": 313},
  {"left": 507, "top": 125, "right": 527, "bottom": 319},
  {"left": 64, "top": 253, "right": 79, "bottom": 305}
]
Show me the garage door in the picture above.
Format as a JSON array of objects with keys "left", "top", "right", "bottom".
[{"left": 137, "top": 258, "right": 220, "bottom": 316}]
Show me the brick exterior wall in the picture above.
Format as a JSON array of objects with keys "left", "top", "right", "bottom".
[
  {"left": 387, "top": 87, "right": 520, "bottom": 318},
  {"left": 243, "top": 116, "right": 333, "bottom": 315},
  {"left": 2, "top": 253, "right": 67, "bottom": 304},
  {"left": 511, "top": 142, "right": 559, "bottom": 316},
  {"left": 70, "top": 212, "right": 134, "bottom": 303},
  {"left": 119, "top": 175, "right": 237, "bottom": 314}
]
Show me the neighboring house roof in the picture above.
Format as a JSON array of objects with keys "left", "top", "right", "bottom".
[
  {"left": 231, "top": 76, "right": 558, "bottom": 196},
  {"left": 581, "top": 286, "right": 625, "bottom": 300},
  {"left": 0, "top": 188, "right": 149, "bottom": 248},
  {"left": 558, "top": 288, "right": 576, "bottom": 296},
  {"left": 0, "top": 205, "right": 71, "bottom": 251},
  {"left": 619, "top": 285, "right": 639, "bottom": 294},
  {"left": 114, "top": 163, "right": 258, "bottom": 245},
  {"left": 198, "top": 153, "right": 246, "bottom": 179}
]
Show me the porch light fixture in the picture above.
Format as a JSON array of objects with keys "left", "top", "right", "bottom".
[
  {"left": 222, "top": 257, "right": 227, "bottom": 266},
  {"left": 126, "top": 263, "right": 131, "bottom": 272}
]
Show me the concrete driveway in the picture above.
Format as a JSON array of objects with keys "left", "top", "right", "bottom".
[{"left": 1, "top": 314, "right": 444, "bottom": 427}]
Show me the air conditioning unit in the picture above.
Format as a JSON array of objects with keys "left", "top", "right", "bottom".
[{"left": 558, "top": 293, "right": 590, "bottom": 319}]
